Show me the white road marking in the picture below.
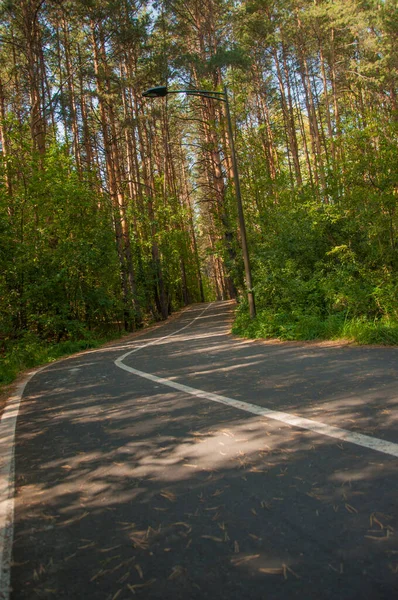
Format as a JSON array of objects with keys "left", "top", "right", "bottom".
[
  {"left": 115, "top": 305, "right": 398, "bottom": 459},
  {"left": 116, "top": 303, "right": 214, "bottom": 359},
  {"left": 0, "top": 368, "right": 45, "bottom": 599},
  {"left": 0, "top": 304, "right": 209, "bottom": 586},
  {"left": 2, "top": 302, "right": 397, "bottom": 599},
  {"left": 0, "top": 303, "right": 213, "bottom": 598}
]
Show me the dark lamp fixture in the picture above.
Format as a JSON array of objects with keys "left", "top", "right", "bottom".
[{"left": 142, "top": 86, "right": 168, "bottom": 98}]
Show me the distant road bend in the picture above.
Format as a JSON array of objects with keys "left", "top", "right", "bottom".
[{"left": 2, "top": 301, "right": 398, "bottom": 599}]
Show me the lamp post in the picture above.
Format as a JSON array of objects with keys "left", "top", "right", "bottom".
[{"left": 142, "top": 85, "right": 256, "bottom": 319}]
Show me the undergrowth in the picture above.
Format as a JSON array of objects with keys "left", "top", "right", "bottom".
[
  {"left": 232, "top": 307, "right": 398, "bottom": 345},
  {"left": 0, "top": 329, "right": 127, "bottom": 386}
]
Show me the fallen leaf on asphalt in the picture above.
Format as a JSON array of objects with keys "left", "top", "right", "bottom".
[
  {"left": 118, "top": 570, "right": 131, "bottom": 584},
  {"left": 42, "top": 513, "right": 57, "bottom": 521},
  {"left": 259, "top": 566, "right": 283, "bottom": 576},
  {"left": 134, "top": 564, "right": 143, "bottom": 579},
  {"left": 111, "top": 591, "right": 122, "bottom": 600},
  {"left": 285, "top": 564, "right": 301, "bottom": 579},
  {"left": 231, "top": 554, "right": 260, "bottom": 565},
  {"left": 64, "top": 553, "right": 77, "bottom": 562},
  {"left": 306, "top": 492, "right": 321, "bottom": 501},
  {"left": 145, "top": 526, "right": 156, "bottom": 539},
  {"left": 130, "top": 536, "right": 149, "bottom": 550},
  {"left": 90, "top": 569, "right": 107, "bottom": 582},
  {"left": 173, "top": 521, "right": 191, "bottom": 530},
  {"left": 127, "top": 579, "right": 156, "bottom": 592},
  {"left": 160, "top": 491, "right": 176, "bottom": 502},
  {"left": 222, "top": 430, "right": 234, "bottom": 437},
  {"left": 370, "top": 513, "right": 384, "bottom": 529},
  {"left": 10, "top": 560, "right": 29, "bottom": 567},
  {"left": 201, "top": 535, "right": 223, "bottom": 542},
  {"left": 100, "top": 546, "right": 121, "bottom": 553},
  {"left": 282, "top": 563, "right": 290, "bottom": 579},
  {"left": 212, "top": 512, "right": 221, "bottom": 521},
  {"left": 345, "top": 503, "right": 358, "bottom": 514},
  {"left": 62, "top": 511, "right": 89, "bottom": 526},
  {"left": 168, "top": 565, "right": 185, "bottom": 580},
  {"left": 111, "top": 559, "right": 134, "bottom": 574}
]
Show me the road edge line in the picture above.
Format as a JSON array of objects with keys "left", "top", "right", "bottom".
[
  {"left": 0, "top": 302, "right": 213, "bottom": 599},
  {"left": 0, "top": 367, "right": 46, "bottom": 600}
]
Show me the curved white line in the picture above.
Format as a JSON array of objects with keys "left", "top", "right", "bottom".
[
  {"left": 116, "top": 302, "right": 214, "bottom": 364},
  {"left": 115, "top": 307, "right": 398, "bottom": 460},
  {"left": 0, "top": 304, "right": 214, "bottom": 599}
]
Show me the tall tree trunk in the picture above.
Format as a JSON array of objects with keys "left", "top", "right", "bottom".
[
  {"left": 62, "top": 16, "right": 81, "bottom": 173},
  {"left": 0, "top": 78, "right": 13, "bottom": 200},
  {"left": 92, "top": 22, "right": 141, "bottom": 329}
]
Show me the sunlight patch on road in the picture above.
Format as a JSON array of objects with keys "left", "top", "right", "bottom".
[{"left": 115, "top": 304, "right": 398, "bottom": 460}]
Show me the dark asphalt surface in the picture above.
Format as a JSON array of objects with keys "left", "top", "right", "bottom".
[{"left": 11, "top": 301, "right": 398, "bottom": 599}]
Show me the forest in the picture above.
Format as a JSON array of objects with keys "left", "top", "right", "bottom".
[{"left": 0, "top": 0, "right": 397, "bottom": 383}]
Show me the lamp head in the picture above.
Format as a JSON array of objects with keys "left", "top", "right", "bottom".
[{"left": 142, "top": 86, "right": 168, "bottom": 98}]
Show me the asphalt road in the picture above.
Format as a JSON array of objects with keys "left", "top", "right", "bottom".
[{"left": 7, "top": 301, "right": 398, "bottom": 599}]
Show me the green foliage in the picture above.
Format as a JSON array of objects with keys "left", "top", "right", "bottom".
[
  {"left": 0, "top": 142, "right": 123, "bottom": 347},
  {"left": 234, "top": 113, "right": 398, "bottom": 344},
  {"left": 1, "top": 0, "right": 398, "bottom": 359},
  {"left": 233, "top": 305, "right": 398, "bottom": 346},
  {"left": 0, "top": 329, "right": 125, "bottom": 386}
]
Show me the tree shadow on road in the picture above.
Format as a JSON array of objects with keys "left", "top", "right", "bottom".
[{"left": 11, "top": 349, "right": 398, "bottom": 600}]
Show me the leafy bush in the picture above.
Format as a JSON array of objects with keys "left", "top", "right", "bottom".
[
  {"left": 0, "top": 329, "right": 124, "bottom": 385},
  {"left": 233, "top": 303, "right": 398, "bottom": 345}
]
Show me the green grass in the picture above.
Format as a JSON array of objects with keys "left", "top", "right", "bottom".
[
  {"left": 0, "top": 329, "right": 127, "bottom": 386},
  {"left": 232, "top": 308, "right": 398, "bottom": 345}
]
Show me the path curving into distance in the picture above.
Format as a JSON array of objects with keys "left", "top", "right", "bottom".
[{"left": 2, "top": 301, "right": 398, "bottom": 599}]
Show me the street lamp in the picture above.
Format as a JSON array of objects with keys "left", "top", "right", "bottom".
[{"left": 142, "top": 85, "right": 256, "bottom": 319}]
